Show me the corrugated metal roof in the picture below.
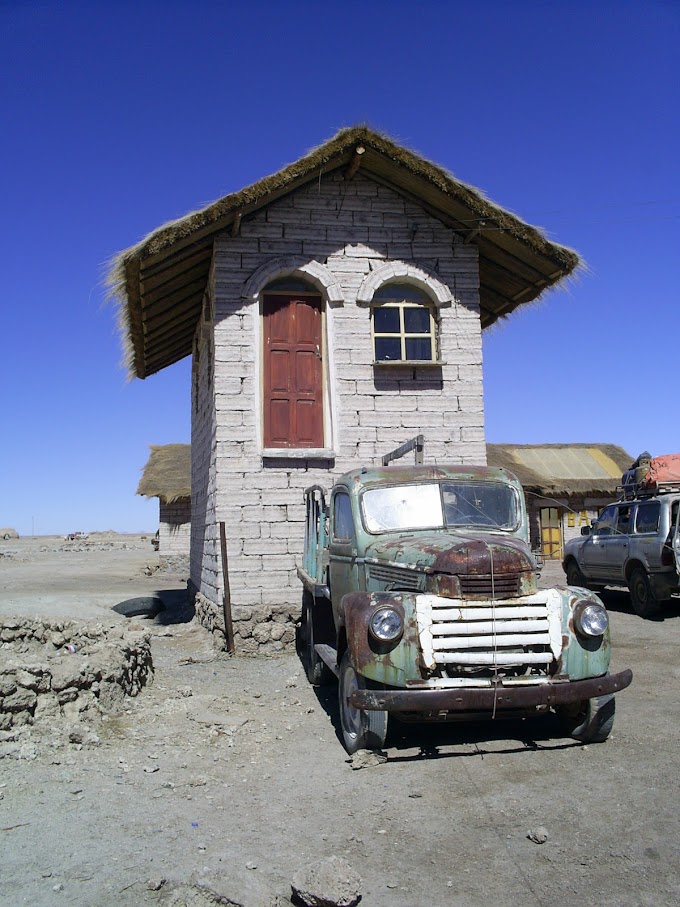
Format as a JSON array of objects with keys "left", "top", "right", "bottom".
[
  {"left": 486, "top": 443, "right": 634, "bottom": 496},
  {"left": 512, "top": 447, "right": 622, "bottom": 480}
]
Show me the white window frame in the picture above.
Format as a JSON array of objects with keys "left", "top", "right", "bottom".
[{"left": 371, "top": 293, "right": 439, "bottom": 365}]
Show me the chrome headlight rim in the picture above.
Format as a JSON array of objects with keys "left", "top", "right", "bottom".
[
  {"left": 368, "top": 606, "right": 404, "bottom": 643},
  {"left": 574, "top": 600, "right": 609, "bottom": 637}
]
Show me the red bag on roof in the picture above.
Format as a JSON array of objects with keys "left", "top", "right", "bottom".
[{"left": 641, "top": 454, "right": 680, "bottom": 487}]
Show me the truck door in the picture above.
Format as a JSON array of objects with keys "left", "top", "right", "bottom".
[{"left": 328, "top": 490, "right": 362, "bottom": 626}]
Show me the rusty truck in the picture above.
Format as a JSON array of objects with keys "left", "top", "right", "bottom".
[{"left": 297, "top": 462, "right": 632, "bottom": 753}]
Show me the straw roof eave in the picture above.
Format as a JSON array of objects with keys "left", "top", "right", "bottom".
[
  {"left": 109, "top": 125, "right": 582, "bottom": 380},
  {"left": 137, "top": 444, "right": 191, "bottom": 503}
]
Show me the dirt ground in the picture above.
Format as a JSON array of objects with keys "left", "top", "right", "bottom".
[{"left": 1, "top": 536, "right": 679, "bottom": 907}]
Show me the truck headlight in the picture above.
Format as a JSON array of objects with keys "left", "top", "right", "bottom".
[
  {"left": 574, "top": 601, "right": 609, "bottom": 637},
  {"left": 369, "top": 607, "right": 404, "bottom": 643}
]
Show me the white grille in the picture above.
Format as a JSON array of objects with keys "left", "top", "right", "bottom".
[{"left": 415, "top": 591, "right": 563, "bottom": 672}]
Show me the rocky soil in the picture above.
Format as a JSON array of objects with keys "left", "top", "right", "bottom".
[{"left": 1, "top": 538, "right": 679, "bottom": 906}]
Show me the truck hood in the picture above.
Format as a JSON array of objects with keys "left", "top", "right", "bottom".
[{"left": 364, "top": 531, "right": 536, "bottom": 576}]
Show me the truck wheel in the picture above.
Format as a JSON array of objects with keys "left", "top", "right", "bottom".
[
  {"left": 301, "top": 591, "right": 333, "bottom": 686},
  {"left": 629, "top": 568, "right": 661, "bottom": 618},
  {"left": 338, "top": 651, "right": 388, "bottom": 754},
  {"left": 565, "top": 560, "right": 588, "bottom": 588},
  {"left": 563, "top": 692, "right": 616, "bottom": 744}
]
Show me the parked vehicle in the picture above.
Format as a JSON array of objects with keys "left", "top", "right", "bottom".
[
  {"left": 298, "top": 464, "right": 632, "bottom": 753},
  {"left": 65, "top": 531, "right": 88, "bottom": 541},
  {"left": 563, "top": 488, "right": 680, "bottom": 619}
]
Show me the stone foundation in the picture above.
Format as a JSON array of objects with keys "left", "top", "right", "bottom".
[
  {"left": 191, "top": 586, "right": 299, "bottom": 655},
  {"left": 0, "top": 617, "right": 153, "bottom": 739}
]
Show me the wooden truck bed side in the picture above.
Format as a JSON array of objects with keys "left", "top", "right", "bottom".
[{"left": 298, "top": 485, "right": 331, "bottom": 599}]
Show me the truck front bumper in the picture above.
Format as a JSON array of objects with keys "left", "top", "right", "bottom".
[{"left": 351, "top": 668, "right": 633, "bottom": 713}]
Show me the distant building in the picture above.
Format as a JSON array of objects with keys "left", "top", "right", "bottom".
[
  {"left": 487, "top": 443, "right": 633, "bottom": 559},
  {"left": 137, "top": 445, "right": 191, "bottom": 556}
]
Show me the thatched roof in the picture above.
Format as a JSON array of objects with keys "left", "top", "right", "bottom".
[
  {"left": 109, "top": 125, "right": 581, "bottom": 379},
  {"left": 137, "top": 444, "right": 191, "bottom": 503},
  {"left": 486, "top": 443, "right": 634, "bottom": 497}
]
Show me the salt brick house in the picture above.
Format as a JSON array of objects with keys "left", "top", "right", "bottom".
[
  {"left": 137, "top": 444, "right": 192, "bottom": 557},
  {"left": 110, "top": 126, "right": 580, "bottom": 654}
]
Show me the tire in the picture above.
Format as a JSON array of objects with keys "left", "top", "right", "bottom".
[
  {"left": 561, "top": 692, "right": 616, "bottom": 744},
  {"left": 629, "top": 567, "right": 661, "bottom": 618},
  {"left": 566, "top": 560, "right": 588, "bottom": 588},
  {"left": 112, "top": 596, "right": 165, "bottom": 618},
  {"left": 301, "top": 591, "right": 333, "bottom": 686},
  {"left": 338, "top": 651, "right": 388, "bottom": 754}
]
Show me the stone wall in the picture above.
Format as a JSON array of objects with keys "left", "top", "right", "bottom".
[
  {"left": 0, "top": 618, "right": 153, "bottom": 748},
  {"left": 191, "top": 171, "right": 487, "bottom": 651}
]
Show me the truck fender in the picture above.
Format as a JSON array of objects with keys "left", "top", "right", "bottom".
[{"left": 339, "top": 591, "right": 421, "bottom": 686}]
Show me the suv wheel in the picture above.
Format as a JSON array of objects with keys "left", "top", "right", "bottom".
[
  {"left": 629, "top": 567, "right": 661, "bottom": 619},
  {"left": 566, "top": 560, "right": 588, "bottom": 588}
]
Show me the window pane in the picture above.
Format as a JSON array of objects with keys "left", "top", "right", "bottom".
[
  {"left": 616, "top": 506, "right": 632, "bottom": 534},
  {"left": 405, "top": 337, "right": 432, "bottom": 360},
  {"left": 375, "top": 337, "right": 402, "bottom": 361},
  {"left": 374, "top": 283, "right": 430, "bottom": 302},
  {"left": 373, "top": 307, "right": 400, "bottom": 333},
  {"left": 403, "top": 306, "right": 430, "bottom": 333},
  {"left": 363, "top": 484, "right": 443, "bottom": 532},
  {"left": 443, "top": 482, "right": 518, "bottom": 530},
  {"left": 333, "top": 493, "right": 355, "bottom": 541},
  {"left": 635, "top": 502, "right": 660, "bottom": 534}
]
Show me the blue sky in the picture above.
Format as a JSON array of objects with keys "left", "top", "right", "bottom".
[{"left": 1, "top": 0, "right": 678, "bottom": 535}]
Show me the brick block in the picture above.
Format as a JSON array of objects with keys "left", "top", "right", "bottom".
[{"left": 258, "top": 239, "right": 304, "bottom": 255}]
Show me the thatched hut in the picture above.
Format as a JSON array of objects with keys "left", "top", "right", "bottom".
[
  {"left": 111, "top": 126, "right": 580, "bottom": 653},
  {"left": 137, "top": 444, "right": 191, "bottom": 556},
  {"left": 487, "top": 443, "right": 633, "bottom": 559}
]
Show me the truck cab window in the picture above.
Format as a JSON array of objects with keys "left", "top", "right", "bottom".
[{"left": 333, "top": 492, "right": 354, "bottom": 541}]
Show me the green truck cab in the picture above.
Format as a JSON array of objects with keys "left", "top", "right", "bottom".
[{"left": 298, "top": 464, "right": 632, "bottom": 753}]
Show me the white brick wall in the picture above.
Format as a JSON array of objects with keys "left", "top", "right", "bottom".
[
  {"left": 159, "top": 499, "right": 191, "bottom": 556},
  {"left": 192, "top": 172, "right": 488, "bottom": 649}
]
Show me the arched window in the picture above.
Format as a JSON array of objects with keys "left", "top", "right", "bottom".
[
  {"left": 371, "top": 283, "right": 438, "bottom": 363},
  {"left": 262, "top": 278, "right": 324, "bottom": 448}
]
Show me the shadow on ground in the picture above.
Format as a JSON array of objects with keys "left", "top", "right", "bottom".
[
  {"left": 306, "top": 661, "right": 579, "bottom": 760},
  {"left": 597, "top": 587, "right": 680, "bottom": 621},
  {"left": 111, "top": 588, "right": 195, "bottom": 625}
]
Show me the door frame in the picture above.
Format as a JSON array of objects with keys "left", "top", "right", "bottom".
[{"left": 254, "top": 287, "right": 338, "bottom": 456}]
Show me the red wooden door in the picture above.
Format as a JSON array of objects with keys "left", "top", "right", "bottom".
[{"left": 263, "top": 293, "right": 323, "bottom": 448}]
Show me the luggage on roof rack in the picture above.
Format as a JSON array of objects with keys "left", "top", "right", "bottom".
[{"left": 620, "top": 453, "right": 680, "bottom": 499}]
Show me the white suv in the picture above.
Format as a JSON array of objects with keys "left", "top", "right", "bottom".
[{"left": 563, "top": 492, "right": 680, "bottom": 618}]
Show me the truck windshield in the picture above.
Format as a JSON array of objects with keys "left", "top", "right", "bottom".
[{"left": 362, "top": 481, "right": 518, "bottom": 533}]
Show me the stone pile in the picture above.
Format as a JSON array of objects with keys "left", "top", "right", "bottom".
[{"left": 0, "top": 617, "right": 153, "bottom": 739}]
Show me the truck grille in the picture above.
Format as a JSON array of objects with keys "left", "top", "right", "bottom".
[
  {"left": 415, "top": 592, "right": 561, "bottom": 674},
  {"left": 459, "top": 572, "right": 521, "bottom": 599},
  {"left": 367, "top": 564, "right": 423, "bottom": 592}
]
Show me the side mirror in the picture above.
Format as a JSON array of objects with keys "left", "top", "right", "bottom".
[{"left": 581, "top": 525, "right": 591, "bottom": 536}]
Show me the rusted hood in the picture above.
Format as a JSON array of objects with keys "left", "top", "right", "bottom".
[{"left": 365, "top": 532, "right": 535, "bottom": 576}]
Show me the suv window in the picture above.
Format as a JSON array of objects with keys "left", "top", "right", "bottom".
[
  {"left": 635, "top": 501, "right": 661, "bottom": 534},
  {"left": 616, "top": 505, "right": 634, "bottom": 535},
  {"left": 594, "top": 505, "right": 617, "bottom": 536}
]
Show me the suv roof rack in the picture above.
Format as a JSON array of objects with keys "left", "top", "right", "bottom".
[{"left": 617, "top": 481, "right": 680, "bottom": 501}]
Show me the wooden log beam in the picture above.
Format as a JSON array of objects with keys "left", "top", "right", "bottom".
[{"left": 344, "top": 145, "right": 365, "bottom": 180}]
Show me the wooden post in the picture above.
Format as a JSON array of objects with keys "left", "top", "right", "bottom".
[{"left": 219, "top": 521, "right": 235, "bottom": 654}]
